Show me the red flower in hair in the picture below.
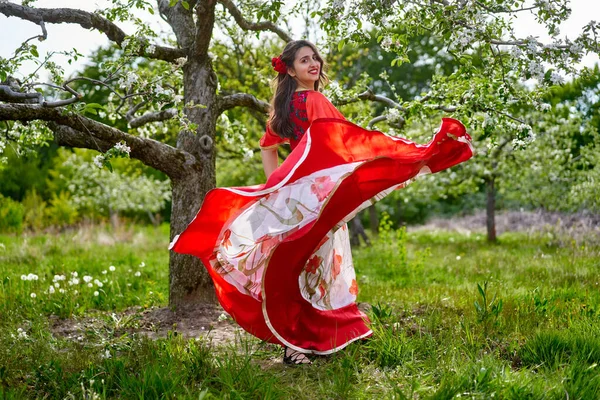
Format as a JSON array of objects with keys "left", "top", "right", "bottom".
[{"left": 271, "top": 55, "right": 287, "bottom": 75}]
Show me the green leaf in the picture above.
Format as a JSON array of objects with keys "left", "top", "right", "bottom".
[
  {"left": 30, "top": 47, "right": 39, "bottom": 57},
  {"left": 169, "top": 0, "right": 178, "bottom": 7},
  {"left": 181, "top": 1, "right": 189, "bottom": 10},
  {"left": 105, "top": 161, "right": 113, "bottom": 173},
  {"left": 148, "top": 7, "right": 154, "bottom": 14}
]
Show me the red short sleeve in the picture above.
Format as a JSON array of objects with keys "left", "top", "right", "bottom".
[
  {"left": 306, "top": 91, "right": 346, "bottom": 123},
  {"left": 259, "top": 123, "right": 288, "bottom": 150}
]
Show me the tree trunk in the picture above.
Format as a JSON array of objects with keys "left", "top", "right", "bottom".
[
  {"left": 168, "top": 58, "right": 219, "bottom": 308},
  {"left": 486, "top": 176, "right": 497, "bottom": 242},
  {"left": 369, "top": 205, "right": 379, "bottom": 235}
]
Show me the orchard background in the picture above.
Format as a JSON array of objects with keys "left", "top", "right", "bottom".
[{"left": 1, "top": 0, "right": 599, "bottom": 398}]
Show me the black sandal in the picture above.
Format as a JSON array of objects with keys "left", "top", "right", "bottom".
[{"left": 283, "top": 347, "right": 313, "bottom": 365}]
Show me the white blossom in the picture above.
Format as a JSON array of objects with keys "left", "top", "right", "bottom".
[
  {"left": 30, "top": 293, "right": 36, "bottom": 298},
  {"left": 109, "top": 266, "right": 116, "bottom": 272},
  {"left": 93, "top": 155, "right": 105, "bottom": 169},
  {"left": 147, "top": 44, "right": 156, "bottom": 54},
  {"left": 53, "top": 274, "right": 66, "bottom": 282},
  {"left": 94, "top": 291, "right": 99, "bottom": 297},
  {"left": 550, "top": 72, "right": 565, "bottom": 85},
  {"left": 94, "top": 279, "right": 103, "bottom": 287},
  {"left": 17, "top": 328, "right": 28, "bottom": 339},
  {"left": 134, "top": 271, "right": 141, "bottom": 277},
  {"left": 114, "top": 142, "right": 131, "bottom": 155},
  {"left": 83, "top": 275, "right": 93, "bottom": 283},
  {"left": 48, "top": 285, "right": 55, "bottom": 294}
]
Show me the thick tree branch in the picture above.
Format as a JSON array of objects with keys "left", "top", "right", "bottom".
[
  {"left": 218, "top": 93, "right": 270, "bottom": 114},
  {"left": 157, "top": 0, "right": 196, "bottom": 50},
  {"left": 218, "top": 0, "right": 293, "bottom": 42},
  {"left": 195, "top": 0, "right": 217, "bottom": 57},
  {"left": 0, "top": 103, "right": 197, "bottom": 180},
  {"left": 128, "top": 108, "right": 178, "bottom": 128},
  {"left": 0, "top": 2, "right": 186, "bottom": 62}
]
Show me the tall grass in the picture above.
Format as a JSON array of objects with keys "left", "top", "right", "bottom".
[{"left": 1, "top": 220, "right": 599, "bottom": 398}]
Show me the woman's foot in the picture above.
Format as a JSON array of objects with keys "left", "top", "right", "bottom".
[{"left": 283, "top": 347, "right": 313, "bottom": 365}]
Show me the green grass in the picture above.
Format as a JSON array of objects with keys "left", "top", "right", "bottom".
[{"left": 1, "top": 222, "right": 599, "bottom": 399}]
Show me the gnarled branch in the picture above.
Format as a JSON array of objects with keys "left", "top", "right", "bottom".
[
  {"left": 0, "top": 103, "right": 197, "bottom": 180},
  {"left": 0, "top": 2, "right": 186, "bottom": 62},
  {"left": 218, "top": 93, "right": 270, "bottom": 114},
  {"left": 218, "top": 0, "right": 293, "bottom": 42}
]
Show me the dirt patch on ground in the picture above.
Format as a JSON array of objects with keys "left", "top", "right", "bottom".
[{"left": 49, "top": 303, "right": 250, "bottom": 346}]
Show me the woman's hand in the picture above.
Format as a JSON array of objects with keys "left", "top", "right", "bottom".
[{"left": 261, "top": 148, "right": 279, "bottom": 179}]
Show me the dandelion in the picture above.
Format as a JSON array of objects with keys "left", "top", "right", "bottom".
[
  {"left": 48, "top": 286, "right": 55, "bottom": 294},
  {"left": 53, "top": 274, "right": 66, "bottom": 282},
  {"left": 59, "top": 289, "right": 65, "bottom": 293},
  {"left": 109, "top": 265, "right": 116, "bottom": 272},
  {"left": 134, "top": 271, "right": 141, "bottom": 277},
  {"left": 21, "top": 275, "right": 27, "bottom": 281},
  {"left": 102, "top": 270, "right": 107, "bottom": 275},
  {"left": 456, "top": 255, "right": 461, "bottom": 260},
  {"left": 139, "top": 261, "right": 145, "bottom": 268},
  {"left": 22, "top": 273, "right": 39, "bottom": 281},
  {"left": 68, "top": 278, "right": 80, "bottom": 285},
  {"left": 17, "top": 328, "right": 28, "bottom": 339},
  {"left": 30, "top": 293, "right": 36, "bottom": 298},
  {"left": 83, "top": 276, "right": 93, "bottom": 283},
  {"left": 71, "top": 271, "right": 78, "bottom": 277},
  {"left": 94, "top": 279, "right": 103, "bottom": 287},
  {"left": 94, "top": 291, "right": 99, "bottom": 297},
  {"left": 88, "top": 283, "right": 93, "bottom": 288},
  {"left": 54, "top": 282, "right": 60, "bottom": 288}
]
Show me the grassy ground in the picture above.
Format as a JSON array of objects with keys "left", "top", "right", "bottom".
[{"left": 1, "top": 221, "right": 599, "bottom": 399}]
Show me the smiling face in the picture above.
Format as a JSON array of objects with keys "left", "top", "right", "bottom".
[{"left": 288, "top": 46, "right": 322, "bottom": 91}]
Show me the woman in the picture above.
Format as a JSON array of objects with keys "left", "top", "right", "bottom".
[{"left": 169, "top": 40, "right": 473, "bottom": 365}]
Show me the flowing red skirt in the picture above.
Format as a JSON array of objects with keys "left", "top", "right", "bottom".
[{"left": 169, "top": 117, "right": 473, "bottom": 354}]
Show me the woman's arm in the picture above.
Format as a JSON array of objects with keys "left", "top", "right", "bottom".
[{"left": 261, "top": 148, "right": 279, "bottom": 179}]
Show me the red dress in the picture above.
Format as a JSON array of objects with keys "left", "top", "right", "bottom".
[{"left": 169, "top": 90, "right": 473, "bottom": 354}]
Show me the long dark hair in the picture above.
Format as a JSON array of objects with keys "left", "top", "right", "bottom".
[{"left": 269, "top": 40, "right": 329, "bottom": 139}]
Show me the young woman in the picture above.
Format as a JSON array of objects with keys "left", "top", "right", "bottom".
[{"left": 169, "top": 40, "right": 473, "bottom": 365}]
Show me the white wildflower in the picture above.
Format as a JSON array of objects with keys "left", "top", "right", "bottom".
[
  {"left": 139, "top": 261, "right": 145, "bottom": 268},
  {"left": 87, "top": 283, "right": 93, "bottom": 288},
  {"left": 217, "top": 313, "right": 229, "bottom": 322},
  {"left": 456, "top": 255, "right": 461, "bottom": 260},
  {"left": 109, "top": 265, "right": 116, "bottom": 272},
  {"left": 30, "top": 293, "right": 36, "bottom": 298},
  {"left": 134, "top": 271, "right": 141, "bottom": 277},
  {"left": 17, "top": 328, "right": 28, "bottom": 339},
  {"left": 48, "top": 286, "right": 55, "bottom": 294},
  {"left": 102, "top": 270, "right": 107, "bottom": 275},
  {"left": 94, "top": 291, "right": 99, "bottom": 297},
  {"left": 21, "top": 275, "right": 27, "bottom": 281},
  {"left": 83, "top": 276, "right": 93, "bottom": 283},
  {"left": 147, "top": 44, "right": 156, "bottom": 54},
  {"left": 53, "top": 274, "right": 66, "bottom": 282},
  {"left": 59, "top": 288, "right": 65, "bottom": 293},
  {"left": 54, "top": 282, "right": 60, "bottom": 288},
  {"left": 94, "top": 279, "right": 103, "bottom": 287},
  {"left": 71, "top": 271, "right": 78, "bottom": 277}
]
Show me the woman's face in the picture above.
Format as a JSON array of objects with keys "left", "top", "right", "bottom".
[{"left": 289, "top": 46, "right": 321, "bottom": 90}]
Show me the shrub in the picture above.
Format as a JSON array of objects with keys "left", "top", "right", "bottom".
[{"left": 0, "top": 194, "right": 24, "bottom": 233}]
